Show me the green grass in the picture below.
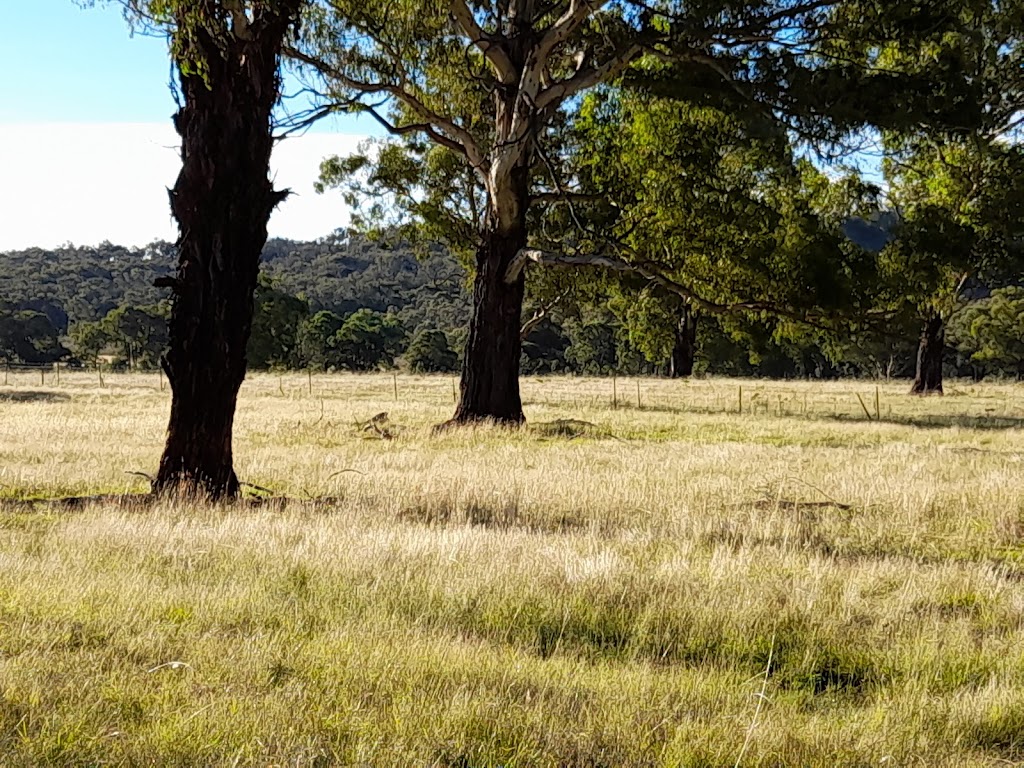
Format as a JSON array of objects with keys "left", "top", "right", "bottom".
[{"left": 1, "top": 371, "right": 1024, "bottom": 765}]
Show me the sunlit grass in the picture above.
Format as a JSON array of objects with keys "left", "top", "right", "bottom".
[{"left": 1, "top": 371, "right": 1023, "bottom": 765}]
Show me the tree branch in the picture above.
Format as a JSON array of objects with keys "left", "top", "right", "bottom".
[
  {"left": 531, "top": 191, "right": 606, "bottom": 204},
  {"left": 520, "top": 289, "right": 569, "bottom": 339},
  {"left": 537, "top": 0, "right": 604, "bottom": 62},
  {"left": 284, "top": 45, "right": 487, "bottom": 172},
  {"left": 449, "top": 0, "right": 517, "bottom": 84},
  {"left": 536, "top": 44, "right": 643, "bottom": 110},
  {"left": 506, "top": 248, "right": 877, "bottom": 332}
]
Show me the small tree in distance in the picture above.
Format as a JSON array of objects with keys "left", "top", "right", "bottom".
[{"left": 405, "top": 328, "right": 458, "bottom": 373}]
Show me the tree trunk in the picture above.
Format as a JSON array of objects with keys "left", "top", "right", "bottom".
[
  {"left": 669, "top": 304, "right": 698, "bottom": 379},
  {"left": 910, "top": 315, "right": 944, "bottom": 395},
  {"left": 451, "top": 226, "right": 527, "bottom": 424},
  {"left": 153, "top": 5, "right": 299, "bottom": 498},
  {"left": 450, "top": 161, "right": 530, "bottom": 425}
]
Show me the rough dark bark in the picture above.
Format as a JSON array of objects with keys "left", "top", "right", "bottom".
[
  {"left": 451, "top": 226, "right": 528, "bottom": 425},
  {"left": 910, "top": 315, "right": 944, "bottom": 395},
  {"left": 153, "top": 3, "right": 301, "bottom": 498},
  {"left": 669, "top": 303, "right": 698, "bottom": 379},
  {"left": 450, "top": 164, "right": 530, "bottom": 425}
]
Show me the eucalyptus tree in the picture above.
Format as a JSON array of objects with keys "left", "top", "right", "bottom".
[
  {"left": 950, "top": 287, "right": 1024, "bottom": 378},
  {"left": 851, "top": 0, "right": 1024, "bottom": 394},
  {"left": 568, "top": 88, "right": 894, "bottom": 377},
  {"left": 876, "top": 140, "right": 1024, "bottom": 394},
  {"left": 116, "top": 0, "right": 307, "bottom": 496},
  {"left": 292, "top": 0, "right": 916, "bottom": 423}
]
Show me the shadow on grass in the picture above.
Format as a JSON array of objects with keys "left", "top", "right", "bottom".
[
  {"left": 398, "top": 497, "right": 588, "bottom": 535},
  {"left": 601, "top": 400, "right": 1024, "bottom": 431},
  {"left": 0, "top": 493, "right": 351, "bottom": 512},
  {"left": 0, "top": 390, "right": 71, "bottom": 403}
]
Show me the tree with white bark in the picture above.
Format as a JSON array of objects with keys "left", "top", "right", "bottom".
[{"left": 290, "top": 0, "right": 977, "bottom": 423}]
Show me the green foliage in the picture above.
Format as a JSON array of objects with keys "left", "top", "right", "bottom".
[
  {"left": 563, "top": 318, "right": 619, "bottom": 376},
  {"left": 68, "top": 321, "right": 109, "bottom": 367},
  {"left": 318, "top": 140, "right": 481, "bottom": 260},
  {"left": 260, "top": 234, "right": 470, "bottom": 335},
  {"left": 949, "top": 288, "right": 1024, "bottom": 377},
  {"left": 404, "top": 328, "right": 457, "bottom": 373},
  {"left": 0, "top": 305, "right": 68, "bottom": 365},
  {"left": 68, "top": 303, "right": 168, "bottom": 370},
  {"left": 105, "top": 304, "right": 169, "bottom": 369},
  {"left": 576, "top": 91, "right": 875, "bottom": 317},
  {"left": 248, "top": 277, "right": 309, "bottom": 369},
  {"left": 331, "top": 309, "right": 406, "bottom": 371},
  {"left": 296, "top": 310, "right": 345, "bottom": 371},
  {"left": 116, "top": 0, "right": 307, "bottom": 82},
  {"left": 609, "top": 292, "right": 684, "bottom": 367}
]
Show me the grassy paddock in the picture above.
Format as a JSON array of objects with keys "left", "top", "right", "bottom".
[{"left": 1, "top": 372, "right": 1024, "bottom": 766}]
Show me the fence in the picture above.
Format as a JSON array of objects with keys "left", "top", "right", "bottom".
[
  {"left": 5, "top": 363, "right": 1022, "bottom": 425},
  {"left": 0, "top": 361, "right": 166, "bottom": 390}
]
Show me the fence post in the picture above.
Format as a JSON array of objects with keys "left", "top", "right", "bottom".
[
  {"left": 308, "top": 369, "right": 313, "bottom": 396},
  {"left": 393, "top": 372, "right": 398, "bottom": 402},
  {"left": 738, "top": 385, "right": 743, "bottom": 415},
  {"left": 39, "top": 368, "right": 44, "bottom": 386},
  {"left": 54, "top": 362, "right": 60, "bottom": 386},
  {"left": 636, "top": 379, "right": 641, "bottom": 409},
  {"left": 612, "top": 373, "right": 618, "bottom": 410}
]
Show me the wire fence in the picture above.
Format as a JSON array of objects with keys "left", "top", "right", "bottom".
[
  {"left": 2, "top": 362, "right": 1022, "bottom": 426},
  {"left": 0, "top": 361, "right": 170, "bottom": 390}
]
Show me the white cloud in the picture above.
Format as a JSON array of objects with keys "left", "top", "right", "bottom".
[{"left": 0, "top": 123, "right": 368, "bottom": 251}]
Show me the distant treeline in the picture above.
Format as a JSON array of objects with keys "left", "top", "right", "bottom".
[{"left": 2, "top": 232, "right": 1022, "bottom": 379}]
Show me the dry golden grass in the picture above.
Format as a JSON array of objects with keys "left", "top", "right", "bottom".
[{"left": 1, "top": 371, "right": 1024, "bottom": 766}]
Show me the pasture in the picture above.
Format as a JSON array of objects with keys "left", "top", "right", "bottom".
[{"left": 1, "top": 371, "right": 1024, "bottom": 766}]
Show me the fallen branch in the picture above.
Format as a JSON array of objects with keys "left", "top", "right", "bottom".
[{"left": 751, "top": 498, "right": 853, "bottom": 511}]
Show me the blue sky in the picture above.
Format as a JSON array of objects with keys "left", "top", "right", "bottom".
[
  {"left": 1, "top": 1, "right": 182, "bottom": 124},
  {"left": 0, "top": 0, "right": 374, "bottom": 249}
]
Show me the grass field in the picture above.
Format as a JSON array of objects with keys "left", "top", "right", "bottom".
[{"left": 2, "top": 371, "right": 1024, "bottom": 766}]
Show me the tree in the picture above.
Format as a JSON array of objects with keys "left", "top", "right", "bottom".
[
  {"left": 69, "top": 320, "right": 111, "bottom": 368},
  {"left": 863, "top": 0, "right": 1024, "bottom": 394},
  {"left": 0, "top": 305, "right": 68, "bottom": 364},
  {"left": 405, "top": 328, "right": 458, "bottom": 372},
  {"left": 859, "top": 140, "right": 1024, "bottom": 394},
  {"left": 105, "top": 304, "right": 170, "bottom": 369},
  {"left": 296, "top": 310, "right": 346, "bottom": 369},
  {"left": 112, "top": 0, "right": 307, "bottom": 497},
  {"left": 949, "top": 288, "right": 1024, "bottom": 379},
  {"left": 248, "top": 277, "right": 309, "bottom": 369},
  {"left": 563, "top": 312, "right": 619, "bottom": 375},
  {"left": 611, "top": 291, "right": 698, "bottom": 378},
  {"left": 293, "top": 0, "right": 959, "bottom": 423},
  {"left": 564, "top": 89, "right": 902, "bottom": 382},
  {"left": 332, "top": 309, "right": 406, "bottom": 370}
]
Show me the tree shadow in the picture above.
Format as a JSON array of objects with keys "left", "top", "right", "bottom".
[
  {"left": 0, "top": 390, "right": 71, "bottom": 403},
  {"left": 871, "top": 413, "right": 1024, "bottom": 430},
  {"left": 601, "top": 401, "right": 1024, "bottom": 431}
]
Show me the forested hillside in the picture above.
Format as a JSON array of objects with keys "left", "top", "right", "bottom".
[{"left": 0, "top": 230, "right": 1020, "bottom": 380}]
